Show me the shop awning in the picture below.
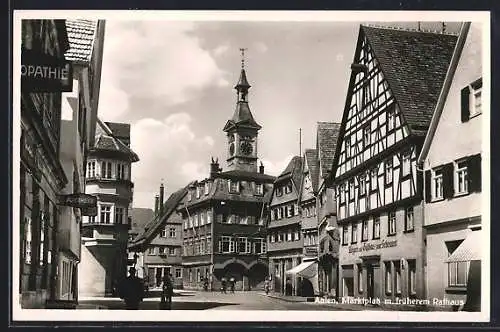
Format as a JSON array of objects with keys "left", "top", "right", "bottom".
[
  {"left": 285, "top": 260, "right": 317, "bottom": 279},
  {"left": 445, "top": 230, "right": 482, "bottom": 263}
]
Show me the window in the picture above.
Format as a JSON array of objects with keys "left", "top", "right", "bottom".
[
  {"left": 100, "top": 205, "right": 112, "bottom": 224},
  {"left": 472, "top": 86, "right": 482, "bottom": 116},
  {"left": 388, "top": 211, "right": 396, "bottom": 235},
  {"left": 169, "top": 227, "right": 176, "bottom": 238},
  {"left": 455, "top": 160, "right": 468, "bottom": 195},
  {"left": 345, "top": 138, "right": 351, "bottom": 159},
  {"left": 285, "top": 181, "right": 293, "bottom": 194},
  {"left": 462, "top": 78, "right": 482, "bottom": 121},
  {"left": 206, "top": 237, "right": 211, "bottom": 254},
  {"left": 175, "top": 268, "right": 182, "bottom": 279},
  {"left": 256, "top": 183, "right": 264, "bottom": 195},
  {"left": 115, "top": 207, "right": 124, "bottom": 224},
  {"left": 220, "top": 236, "right": 234, "bottom": 253},
  {"left": 385, "top": 262, "right": 392, "bottom": 293},
  {"left": 148, "top": 247, "right": 156, "bottom": 255},
  {"left": 204, "top": 182, "right": 210, "bottom": 195},
  {"left": 159, "top": 247, "right": 167, "bottom": 255},
  {"left": 229, "top": 180, "right": 240, "bottom": 193},
  {"left": 101, "top": 161, "right": 112, "bottom": 179},
  {"left": 278, "top": 232, "right": 284, "bottom": 242},
  {"left": 294, "top": 204, "right": 299, "bottom": 216},
  {"left": 363, "top": 125, "right": 371, "bottom": 148},
  {"left": 160, "top": 227, "right": 168, "bottom": 238},
  {"left": 270, "top": 234, "right": 275, "bottom": 243},
  {"left": 402, "top": 152, "right": 411, "bottom": 176},
  {"left": 385, "top": 160, "right": 393, "bottom": 184},
  {"left": 362, "top": 220, "right": 369, "bottom": 241},
  {"left": 405, "top": 207, "right": 414, "bottom": 231},
  {"left": 446, "top": 240, "right": 469, "bottom": 287},
  {"left": 294, "top": 230, "right": 300, "bottom": 241},
  {"left": 287, "top": 231, "right": 292, "bottom": 242},
  {"left": 254, "top": 238, "right": 267, "bottom": 254},
  {"left": 408, "top": 260, "right": 416, "bottom": 295},
  {"left": 358, "top": 265, "right": 363, "bottom": 293},
  {"left": 342, "top": 226, "right": 349, "bottom": 245},
  {"left": 23, "top": 216, "right": 33, "bottom": 264},
  {"left": 395, "top": 262, "right": 402, "bottom": 294},
  {"left": 277, "top": 207, "right": 283, "bottom": 220},
  {"left": 116, "top": 163, "right": 126, "bottom": 180},
  {"left": 206, "top": 210, "right": 212, "bottom": 224},
  {"left": 168, "top": 247, "right": 176, "bottom": 255},
  {"left": 351, "top": 224, "right": 358, "bottom": 243},
  {"left": 196, "top": 187, "right": 201, "bottom": 199},
  {"left": 373, "top": 216, "right": 380, "bottom": 239},
  {"left": 387, "top": 109, "right": 395, "bottom": 131},
  {"left": 194, "top": 214, "right": 199, "bottom": 227},
  {"left": 87, "top": 161, "right": 96, "bottom": 178},
  {"left": 276, "top": 186, "right": 283, "bottom": 197},
  {"left": 200, "top": 211, "right": 205, "bottom": 225},
  {"left": 349, "top": 180, "right": 354, "bottom": 199},
  {"left": 371, "top": 168, "right": 378, "bottom": 190},
  {"left": 286, "top": 205, "right": 293, "bottom": 218},
  {"left": 238, "top": 237, "right": 248, "bottom": 253},
  {"left": 359, "top": 176, "right": 366, "bottom": 196},
  {"left": 187, "top": 191, "right": 192, "bottom": 201},
  {"left": 432, "top": 168, "right": 444, "bottom": 200},
  {"left": 339, "top": 184, "right": 345, "bottom": 203}
]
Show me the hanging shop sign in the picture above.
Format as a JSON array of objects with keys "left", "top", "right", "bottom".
[
  {"left": 80, "top": 206, "right": 98, "bottom": 217},
  {"left": 21, "top": 48, "right": 73, "bottom": 92},
  {"left": 348, "top": 239, "right": 397, "bottom": 254},
  {"left": 57, "top": 193, "right": 97, "bottom": 209}
]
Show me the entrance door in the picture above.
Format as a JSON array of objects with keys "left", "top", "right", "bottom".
[{"left": 367, "top": 264, "right": 375, "bottom": 299}]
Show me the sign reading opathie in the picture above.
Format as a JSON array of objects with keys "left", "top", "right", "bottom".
[{"left": 21, "top": 48, "right": 73, "bottom": 92}]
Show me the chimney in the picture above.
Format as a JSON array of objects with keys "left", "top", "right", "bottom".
[
  {"left": 259, "top": 162, "right": 265, "bottom": 174},
  {"left": 154, "top": 194, "right": 160, "bottom": 215},
  {"left": 159, "top": 182, "right": 165, "bottom": 214},
  {"left": 210, "top": 157, "right": 221, "bottom": 178}
]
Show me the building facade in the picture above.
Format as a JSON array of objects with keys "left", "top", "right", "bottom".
[
  {"left": 315, "top": 122, "right": 341, "bottom": 298},
  {"left": 331, "top": 26, "right": 457, "bottom": 302},
  {"left": 129, "top": 185, "right": 187, "bottom": 289},
  {"left": 53, "top": 19, "right": 105, "bottom": 307},
  {"left": 79, "top": 120, "right": 139, "bottom": 296},
  {"left": 418, "top": 22, "right": 483, "bottom": 310},
  {"left": 180, "top": 64, "right": 274, "bottom": 291},
  {"left": 19, "top": 19, "right": 70, "bottom": 309},
  {"left": 267, "top": 156, "right": 305, "bottom": 296}
]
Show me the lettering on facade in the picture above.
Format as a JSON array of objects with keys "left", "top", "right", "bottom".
[
  {"left": 57, "top": 193, "right": 97, "bottom": 209},
  {"left": 21, "top": 48, "right": 73, "bottom": 92},
  {"left": 348, "top": 239, "right": 397, "bottom": 253}
]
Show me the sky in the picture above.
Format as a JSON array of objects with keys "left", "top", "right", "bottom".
[{"left": 96, "top": 20, "right": 462, "bottom": 210}]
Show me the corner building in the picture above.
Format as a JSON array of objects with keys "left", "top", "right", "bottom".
[
  {"left": 180, "top": 64, "right": 274, "bottom": 291},
  {"left": 331, "top": 26, "right": 457, "bottom": 302}
]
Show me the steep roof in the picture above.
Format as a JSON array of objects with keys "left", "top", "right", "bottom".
[
  {"left": 317, "top": 122, "right": 341, "bottom": 179},
  {"left": 276, "top": 156, "right": 303, "bottom": 191},
  {"left": 235, "top": 68, "right": 251, "bottom": 89},
  {"left": 93, "top": 134, "right": 139, "bottom": 162},
  {"left": 224, "top": 102, "right": 262, "bottom": 131},
  {"left": 304, "top": 149, "right": 320, "bottom": 193},
  {"left": 129, "top": 186, "right": 188, "bottom": 249},
  {"left": 64, "top": 19, "right": 98, "bottom": 63},
  {"left": 129, "top": 208, "right": 154, "bottom": 235},
  {"left": 361, "top": 25, "right": 458, "bottom": 135},
  {"left": 105, "top": 122, "right": 130, "bottom": 140}
]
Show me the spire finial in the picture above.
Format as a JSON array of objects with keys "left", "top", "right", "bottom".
[{"left": 239, "top": 47, "right": 248, "bottom": 69}]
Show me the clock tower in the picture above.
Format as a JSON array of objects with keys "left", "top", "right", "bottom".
[{"left": 223, "top": 49, "right": 261, "bottom": 173}]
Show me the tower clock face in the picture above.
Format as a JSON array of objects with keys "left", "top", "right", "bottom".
[
  {"left": 229, "top": 143, "right": 235, "bottom": 156},
  {"left": 240, "top": 141, "right": 253, "bottom": 155}
]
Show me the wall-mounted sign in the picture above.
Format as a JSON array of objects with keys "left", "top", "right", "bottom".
[
  {"left": 21, "top": 48, "right": 73, "bottom": 92},
  {"left": 348, "top": 239, "right": 397, "bottom": 254},
  {"left": 80, "top": 206, "right": 98, "bottom": 217},
  {"left": 57, "top": 193, "right": 97, "bottom": 209}
]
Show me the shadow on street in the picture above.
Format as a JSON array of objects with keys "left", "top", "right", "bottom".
[{"left": 77, "top": 299, "right": 238, "bottom": 310}]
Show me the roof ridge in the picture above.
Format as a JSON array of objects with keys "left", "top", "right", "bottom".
[{"left": 362, "top": 23, "right": 459, "bottom": 36}]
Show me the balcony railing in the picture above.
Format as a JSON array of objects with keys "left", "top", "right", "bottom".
[{"left": 85, "top": 176, "right": 134, "bottom": 188}]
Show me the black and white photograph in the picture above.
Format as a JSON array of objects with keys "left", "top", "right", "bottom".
[{"left": 12, "top": 10, "right": 490, "bottom": 322}]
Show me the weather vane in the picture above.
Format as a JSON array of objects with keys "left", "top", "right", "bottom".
[{"left": 239, "top": 47, "right": 248, "bottom": 69}]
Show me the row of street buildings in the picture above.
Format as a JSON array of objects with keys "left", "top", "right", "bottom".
[{"left": 126, "top": 22, "right": 484, "bottom": 311}]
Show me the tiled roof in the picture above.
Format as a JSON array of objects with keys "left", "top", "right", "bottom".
[
  {"left": 129, "top": 208, "right": 154, "bottom": 235},
  {"left": 64, "top": 19, "right": 98, "bottom": 63},
  {"left": 105, "top": 122, "right": 131, "bottom": 140},
  {"left": 317, "top": 122, "right": 341, "bottom": 179},
  {"left": 93, "top": 134, "right": 139, "bottom": 162},
  {"left": 129, "top": 186, "right": 188, "bottom": 249},
  {"left": 361, "top": 26, "right": 458, "bottom": 135},
  {"left": 304, "top": 149, "right": 319, "bottom": 193},
  {"left": 276, "top": 156, "right": 304, "bottom": 192}
]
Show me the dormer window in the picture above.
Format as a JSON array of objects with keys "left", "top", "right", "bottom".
[
  {"left": 285, "top": 181, "right": 293, "bottom": 194},
  {"left": 461, "top": 77, "right": 482, "bottom": 121},
  {"left": 255, "top": 183, "right": 264, "bottom": 195},
  {"left": 196, "top": 186, "right": 201, "bottom": 199},
  {"left": 204, "top": 182, "right": 210, "bottom": 195},
  {"left": 276, "top": 186, "right": 283, "bottom": 197},
  {"left": 187, "top": 190, "right": 192, "bottom": 201}
]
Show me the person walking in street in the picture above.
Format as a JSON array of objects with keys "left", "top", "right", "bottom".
[
  {"left": 264, "top": 277, "right": 270, "bottom": 295},
  {"left": 229, "top": 277, "right": 235, "bottom": 293},
  {"left": 221, "top": 277, "right": 227, "bottom": 294},
  {"left": 203, "top": 276, "right": 209, "bottom": 292},
  {"left": 118, "top": 267, "right": 145, "bottom": 310},
  {"left": 160, "top": 273, "right": 174, "bottom": 310}
]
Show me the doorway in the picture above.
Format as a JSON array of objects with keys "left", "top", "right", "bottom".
[{"left": 367, "top": 264, "right": 374, "bottom": 299}]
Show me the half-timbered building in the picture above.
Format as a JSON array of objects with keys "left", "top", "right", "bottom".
[{"left": 331, "top": 25, "right": 457, "bottom": 301}]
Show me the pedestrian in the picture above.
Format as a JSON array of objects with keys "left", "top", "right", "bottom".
[
  {"left": 264, "top": 278, "right": 270, "bottom": 295},
  {"left": 221, "top": 277, "right": 227, "bottom": 294},
  {"left": 160, "top": 273, "right": 174, "bottom": 310},
  {"left": 203, "top": 276, "right": 209, "bottom": 292},
  {"left": 118, "top": 267, "right": 145, "bottom": 310},
  {"left": 229, "top": 277, "right": 235, "bottom": 293}
]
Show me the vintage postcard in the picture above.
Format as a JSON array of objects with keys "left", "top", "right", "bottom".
[{"left": 12, "top": 10, "right": 490, "bottom": 323}]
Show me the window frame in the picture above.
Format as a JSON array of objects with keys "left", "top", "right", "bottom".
[
  {"left": 455, "top": 159, "right": 469, "bottom": 196},
  {"left": 405, "top": 207, "right": 414, "bottom": 232},
  {"left": 388, "top": 211, "right": 396, "bottom": 235},
  {"left": 432, "top": 168, "right": 444, "bottom": 200},
  {"left": 361, "top": 220, "right": 369, "bottom": 241},
  {"left": 351, "top": 224, "right": 358, "bottom": 244},
  {"left": 373, "top": 216, "right": 380, "bottom": 239}
]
